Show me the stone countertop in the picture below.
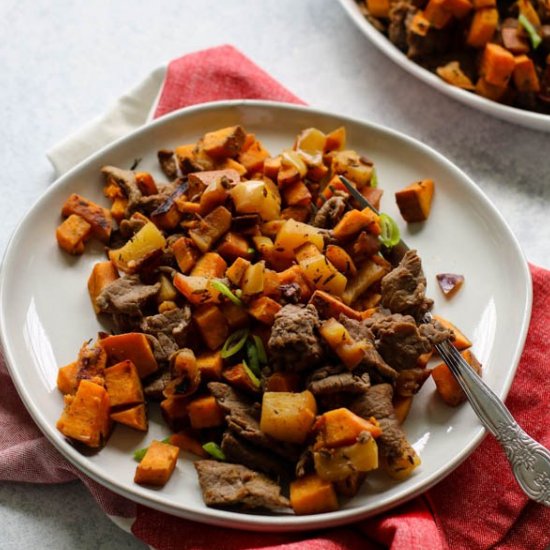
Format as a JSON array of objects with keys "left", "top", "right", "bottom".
[{"left": 1, "top": 0, "right": 548, "bottom": 547}]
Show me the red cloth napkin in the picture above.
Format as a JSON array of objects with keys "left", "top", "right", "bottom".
[{"left": 1, "top": 45, "right": 549, "bottom": 550}]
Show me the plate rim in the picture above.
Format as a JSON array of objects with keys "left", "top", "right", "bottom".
[
  {"left": 337, "top": 0, "right": 550, "bottom": 133},
  {"left": 0, "top": 99, "right": 533, "bottom": 531}
]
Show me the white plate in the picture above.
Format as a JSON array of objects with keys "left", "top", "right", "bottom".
[
  {"left": 338, "top": 0, "right": 550, "bottom": 133},
  {"left": 0, "top": 100, "right": 532, "bottom": 531}
]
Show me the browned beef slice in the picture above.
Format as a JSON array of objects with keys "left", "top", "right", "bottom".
[
  {"left": 367, "top": 312, "right": 431, "bottom": 371},
  {"left": 419, "top": 318, "right": 453, "bottom": 345},
  {"left": 380, "top": 250, "right": 433, "bottom": 319},
  {"left": 268, "top": 304, "right": 324, "bottom": 371},
  {"left": 388, "top": 1, "right": 413, "bottom": 51},
  {"left": 118, "top": 216, "right": 147, "bottom": 239},
  {"left": 96, "top": 275, "right": 160, "bottom": 317},
  {"left": 339, "top": 316, "right": 397, "bottom": 380},
  {"left": 157, "top": 149, "right": 178, "bottom": 180},
  {"left": 221, "top": 431, "right": 289, "bottom": 478},
  {"left": 195, "top": 460, "right": 289, "bottom": 510},
  {"left": 350, "top": 384, "right": 417, "bottom": 468},
  {"left": 101, "top": 165, "right": 142, "bottom": 214},
  {"left": 307, "top": 364, "right": 370, "bottom": 395},
  {"left": 140, "top": 307, "right": 192, "bottom": 362},
  {"left": 312, "top": 196, "right": 347, "bottom": 229},
  {"left": 143, "top": 369, "right": 171, "bottom": 400},
  {"left": 279, "top": 282, "right": 302, "bottom": 305},
  {"left": 208, "top": 383, "right": 299, "bottom": 461}
]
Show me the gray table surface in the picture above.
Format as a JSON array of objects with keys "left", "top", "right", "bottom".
[{"left": 1, "top": 0, "right": 549, "bottom": 548}]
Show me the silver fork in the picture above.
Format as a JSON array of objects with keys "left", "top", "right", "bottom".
[{"left": 339, "top": 176, "right": 550, "bottom": 506}]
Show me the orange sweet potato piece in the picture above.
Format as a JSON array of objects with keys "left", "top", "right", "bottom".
[
  {"left": 436, "top": 61, "right": 475, "bottom": 90},
  {"left": 424, "top": 0, "right": 453, "bottom": 28},
  {"left": 193, "top": 304, "right": 229, "bottom": 350},
  {"left": 309, "top": 290, "right": 362, "bottom": 321},
  {"left": 325, "top": 245, "right": 357, "bottom": 277},
  {"left": 56, "top": 214, "right": 92, "bottom": 255},
  {"left": 333, "top": 208, "right": 380, "bottom": 241},
  {"left": 393, "top": 395, "right": 413, "bottom": 424},
  {"left": 56, "top": 379, "right": 111, "bottom": 447},
  {"left": 409, "top": 11, "right": 431, "bottom": 36},
  {"left": 247, "top": 296, "right": 282, "bottom": 325},
  {"left": 442, "top": 0, "right": 472, "bottom": 18},
  {"left": 480, "top": 43, "right": 516, "bottom": 87},
  {"left": 173, "top": 274, "right": 221, "bottom": 305},
  {"left": 432, "top": 349, "right": 482, "bottom": 406},
  {"left": 187, "top": 395, "right": 225, "bottom": 429},
  {"left": 100, "top": 333, "right": 158, "bottom": 378},
  {"left": 61, "top": 194, "right": 113, "bottom": 243},
  {"left": 282, "top": 181, "right": 312, "bottom": 207},
  {"left": 57, "top": 361, "right": 78, "bottom": 394},
  {"left": 169, "top": 429, "right": 208, "bottom": 457},
  {"left": 324, "top": 127, "right": 346, "bottom": 152},
  {"left": 280, "top": 205, "right": 310, "bottom": 223},
  {"left": 189, "top": 206, "right": 232, "bottom": 253},
  {"left": 277, "top": 265, "right": 312, "bottom": 301},
  {"left": 238, "top": 136, "right": 270, "bottom": 175},
  {"left": 264, "top": 372, "right": 302, "bottom": 392},
  {"left": 475, "top": 77, "right": 508, "bottom": 101},
  {"left": 367, "top": 0, "right": 391, "bottom": 18},
  {"left": 175, "top": 199, "right": 201, "bottom": 214},
  {"left": 315, "top": 408, "right": 382, "bottom": 449},
  {"left": 216, "top": 232, "right": 252, "bottom": 262},
  {"left": 433, "top": 315, "right": 472, "bottom": 350},
  {"left": 223, "top": 363, "right": 261, "bottom": 394},
  {"left": 135, "top": 172, "right": 158, "bottom": 196},
  {"left": 110, "top": 403, "right": 148, "bottom": 431},
  {"left": 190, "top": 252, "right": 227, "bottom": 278},
  {"left": 513, "top": 55, "right": 541, "bottom": 92},
  {"left": 196, "top": 351, "right": 224, "bottom": 381},
  {"left": 134, "top": 440, "right": 179, "bottom": 486},
  {"left": 395, "top": 179, "right": 434, "bottom": 223},
  {"left": 226, "top": 257, "right": 252, "bottom": 286},
  {"left": 160, "top": 394, "right": 190, "bottom": 431},
  {"left": 466, "top": 8, "right": 498, "bottom": 48},
  {"left": 171, "top": 237, "right": 199, "bottom": 274},
  {"left": 290, "top": 474, "right": 339, "bottom": 515},
  {"left": 220, "top": 301, "right": 250, "bottom": 329},
  {"left": 104, "top": 360, "right": 144, "bottom": 408},
  {"left": 87, "top": 261, "right": 119, "bottom": 314},
  {"left": 202, "top": 125, "right": 246, "bottom": 159}
]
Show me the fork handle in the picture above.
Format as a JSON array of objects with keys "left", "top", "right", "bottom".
[{"left": 436, "top": 340, "right": 550, "bottom": 506}]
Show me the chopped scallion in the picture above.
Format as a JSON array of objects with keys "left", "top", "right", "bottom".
[
  {"left": 210, "top": 280, "right": 243, "bottom": 307},
  {"left": 370, "top": 168, "right": 378, "bottom": 188},
  {"left": 252, "top": 335, "right": 267, "bottom": 364},
  {"left": 379, "top": 213, "right": 401, "bottom": 248},
  {"left": 518, "top": 14, "right": 542, "bottom": 49},
  {"left": 245, "top": 340, "right": 261, "bottom": 377},
  {"left": 202, "top": 441, "right": 226, "bottom": 461},
  {"left": 221, "top": 328, "right": 250, "bottom": 359},
  {"left": 242, "top": 359, "right": 261, "bottom": 388}
]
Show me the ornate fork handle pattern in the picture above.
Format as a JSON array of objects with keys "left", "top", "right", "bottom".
[{"left": 433, "top": 334, "right": 550, "bottom": 506}]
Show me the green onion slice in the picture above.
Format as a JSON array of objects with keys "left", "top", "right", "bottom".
[
  {"left": 252, "top": 335, "right": 268, "bottom": 364},
  {"left": 379, "top": 213, "right": 401, "bottom": 248},
  {"left": 210, "top": 280, "right": 243, "bottom": 307},
  {"left": 370, "top": 168, "right": 378, "bottom": 189},
  {"left": 518, "top": 14, "right": 542, "bottom": 49},
  {"left": 133, "top": 436, "right": 171, "bottom": 462},
  {"left": 221, "top": 328, "right": 250, "bottom": 359},
  {"left": 242, "top": 359, "right": 261, "bottom": 388},
  {"left": 245, "top": 341, "right": 261, "bottom": 377},
  {"left": 202, "top": 442, "right": 226, "bottom": 461}
]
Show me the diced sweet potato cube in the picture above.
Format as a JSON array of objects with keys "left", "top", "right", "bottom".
[
  {"left": 442, "top": 0, "right": 472, "bottom": 18},
  {"left": 238, "top": 137, "right": 270, "bottom": 175},
  {"left": 104, "top": 360, "right": 144, "bottom": 408},
  {"left": 173, "top": 274, "right": 221, "bottom": 305},
  {"left": 223, "top": 363, "right": 261, "bottom": 394},
  {"left": 241, "top": 261, "right": 265, "bottom": 296},
  {"left": 466, "top": 8, "right": 498, "bottom": 48},
  {"left": 193, "top": 304, "right": 229, "bottom": 350},
  {"left": 395, "top": 179, "right": 434, "bottom": 223},
  {"left": 436, "top": 61, "right": 475, "bottom": 90},
  {"left": 56, "top": 379, "right": 111, "bottom": 447},
  {"left": 160, "top": 395, "right": 190, "bottom": 432},
  {"left": 188, "top": 395, "right": 225, "bottom": 429},
  {"left": 432, "top": 349, "right": 482, "bottom": 406},
  {"left": 290, "top": 474, "right": 339, "bottom": 515},
  {"left": 135, "top": 172, "right": 158, "bottom": 196},
  {"left": 263, "top": 156, "right": 282, "bottom": 179},
  {"left": 202, "top": 125, "right": 246, "bottom": 159},
  {"left": 216, "top": 232, "right": 252, "bottom": 262},
  {"left": 188, "top": 169, "right": 241, "bottom": 198},
  {"left": 333, "top": 208, "right": 380, "bottom": 241},
  {"left": 190, "top": 252, "right": 227, "bottom": 278},
  {"left": 220, "top": 301, "right": 249, "bottom": 329},
  {"left": 324, "top": 127, "right": 346, "bottom": 152},
  {"left": 175, "top": 199, "right": 201, "bottom": 214},
  {"left": 171, "top": 237, "right": 199, "bottom": 274},
  {"left": 169, "top": 429, "right": 208, "bottom": 457},
  {"left": 57, "top": 361, "right": 79, "bottom": 394},
  {"left": 315, "top": 408, "right": 381, "bottom": 449},
  {"left": 87, "top": 261, "right": 119, "bottom": 314},
  {"left": 189, "top": 206, "right": 232, "bottom": 253},
  {"left": 367, "top": 0, "right": 391, "bottom": 18},
  {"left": 280, "top": 205, "right": 310, "bottom": 223},
  {"left": 226, "top": 257, "right": 252, "bottom": 286},
  {"left": 196, "top": 351, "right": 223, "bottom": 381},
  {"left": 513, "top": 55, "right": 541, "bottom": 93},
  {"left": 260, "top": 391, "right": 317, "bottom": 444},
  {"left": 325, "top": 245, "right": 357, "bottom": 277},
  {"left": 433, "top": 315, "right": 472, "bottom": 349},
  {"left": 424, "top": 0, "right": 453, "bottom": 29},
  {"left": 475, "top": 77, "right": 507, "bottom": 102},
  {"left": 282, "top": 181, "right": 312, "bottom": 207},
  {"left": 56, "top": 214, "right": 92, "bottom": 255},
  {"left": 247, "top": 296, "right": 282, "bottom": 325},
  {"left": 480, "top": 43, "right": 516, "bottom": 87},
  {"left": 100, "top": 333, "right": 158, "bottom": 378},
  {"left": 61, "top": 194, "right": 113, "bottom": 243},
  {"left": 134, "top": 440, "right": 179, "bottom": 486},
  {"left": 110, "top": 403, "right": 148, "bottom": 431}
]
